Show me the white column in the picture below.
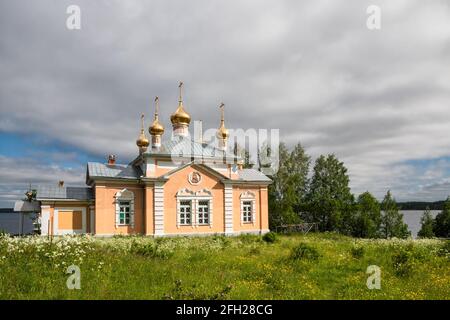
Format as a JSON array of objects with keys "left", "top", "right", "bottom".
[
  {"left": 224, "top": 183, "right": 233, "bottom": 235},
  {"left": 145, "top": 158, "right": 156, "bottom": 177},
  {"left": 40, "top": 205, "right": 50, "bottom": 236},
  {"left": 154, "top": 182, "right": 165, "bottom": 236}
]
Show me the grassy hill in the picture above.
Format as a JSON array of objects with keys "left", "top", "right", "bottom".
[{"left": 0, "top": 233, "right": 449, "bottom": 299}]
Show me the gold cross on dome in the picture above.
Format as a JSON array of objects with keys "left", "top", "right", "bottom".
[
  {"left": 178, "top": 81, "right": 183, "bottom": 101},
  {"left": 219, "top": 102, "right": 225, "bottom": 120},
  {"left": 154, "top": 96, "right": 159, "bottom": 116}
]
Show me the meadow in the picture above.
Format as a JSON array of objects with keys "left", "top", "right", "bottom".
[{"left": 0, "top": 232, "right": 449, "bottom": 299}]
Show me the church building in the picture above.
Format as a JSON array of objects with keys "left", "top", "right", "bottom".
[{"left": 35, "top": 83, "right": 271, "bottom": 237}]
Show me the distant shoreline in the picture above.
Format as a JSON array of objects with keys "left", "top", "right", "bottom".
[{"left": 396, "top": 201, "right": 445, "bottom": 211}]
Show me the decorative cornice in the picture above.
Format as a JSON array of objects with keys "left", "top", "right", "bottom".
[
  {"left": 176, "top": 188, "right": 212, "bottom": 198},
  {"left": 240, "top": 190, "right": 256, "bottom": 199}
]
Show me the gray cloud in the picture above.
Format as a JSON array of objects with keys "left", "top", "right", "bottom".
[
  {"left": 0, "top": 156, "right": 86, "bottom": 206},
  {"left": 1, "top": 0, "right": 450, "bottom": 206}
]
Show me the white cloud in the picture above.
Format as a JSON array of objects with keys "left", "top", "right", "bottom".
[
  {"left": 0, "top": 156, "right": 85, "bottom": 207},
  {"left": 0, "top": 0, "right": 450, "bottom": 204}
]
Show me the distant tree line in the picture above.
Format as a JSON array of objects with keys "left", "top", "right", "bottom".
[
  {"left": 261, "top": 142, "right": 450, "bottom": 239},
  {"left": 418, "top": 200, "right": 450, "bottom": 238},
  {"left": 397, "top": 201, "right": 445, "bottom": 211}
]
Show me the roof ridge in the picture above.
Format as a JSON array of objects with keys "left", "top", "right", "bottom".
[{"left": 88, "top": 161, "right": 129, "bottom": 167}]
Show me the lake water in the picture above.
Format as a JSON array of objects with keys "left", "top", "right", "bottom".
[{"left": 401, "top": 210, "right": 440, "bottom": 238}]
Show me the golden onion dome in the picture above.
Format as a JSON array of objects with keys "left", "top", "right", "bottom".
[
  {"left": 170, "top": 81, "right": 191, "bottom": 125},
  {"left": 150, "top": 118, "right": 164, "bottom": 135},
  {"left": 136, "top": 130, "right": 150, "bottom": 148},
  {"left": 149, "top": 96, "right": 165, "bottom": 136},
  {"left": 217, "top": 121, "right": 229, "bottom": 139},
  {"left": 217, "top": 103, "right": 229, "bottom": 139},
  {"left": 136, "top": 114, "right": 150, "bottom": 148},
  {"left": 170, "top": 101, "right": 191, "bottom": 125}
]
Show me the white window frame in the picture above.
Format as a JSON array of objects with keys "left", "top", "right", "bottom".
[
  {"left": 197, "top": 200, "right": 210, "bottom": 225},
  {"left": 176, "top": 188, "right": 213, "bottom": 228},
  {"left": 242, "top": 201, "right": 253, "bottom": 223},
  {"left": 118, "top": 200, "right": 132, "bottom": 225},
  {"left": 240, "top": 191, "right": 256, "bottom": 226},
  {"left": 115, "top": 189, "right": 135, "bottom": 228},
  {"left": 179, "top": 199, "right": 192, "bottom": 225}
]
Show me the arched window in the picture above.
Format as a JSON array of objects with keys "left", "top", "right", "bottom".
[
  {"left": 240, "top": 191, "right": 256, "bottom": 226},
  {"left": 115, "top": 189, "right": 135, "bottom": 228}
]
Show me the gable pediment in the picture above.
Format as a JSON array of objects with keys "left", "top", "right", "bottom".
[{"left": 160, "top": 162, "right": 229, "bottom": 182}]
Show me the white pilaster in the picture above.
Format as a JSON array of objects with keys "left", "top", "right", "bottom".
[
  {"left": 224, "top": 183, "right": 233, "bottom": 235},
  {"left": 154, "top": 182, "right": 165, "bottom": 236},
  {"left": 145, "top": 158, "right": 156, "bottom": 177},
  {"left": 40, "top": 205, "right": 50, "bottom": 236}
]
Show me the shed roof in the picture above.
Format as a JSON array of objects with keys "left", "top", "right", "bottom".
[
  {"left": 87, "top": 162, "right": 143, "bottom": 180},
  {"left": 236, "top": 169, "right": 272, "bottom": 182},
  {"left": 36, "top": 185, "right": 93, "bottom": 200}
]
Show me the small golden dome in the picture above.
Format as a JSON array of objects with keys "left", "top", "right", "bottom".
[
  {"left": 149, "top": 96, "right": 165, "bottom": 136},
  {"left": 170, "top": 81, "right": 191, "bottom": 125},
  {"left": 217, "top": 121, "right": 229, "bottom": 139},
  {"left": 136, "top": 114, "right": 150, "bottom": 148},
  {"left": 217, "top": 103, "right": 229, "bottom": 139},
  {"left": 136, "top": 129, "right": 150, "bottom": 148},
  {"left": 150, "top": 118, "right": 164, "bottom": 135}
]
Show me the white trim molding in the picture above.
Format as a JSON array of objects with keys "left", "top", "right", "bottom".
[
  {"left": 176, "top": 188, "right": 213, "bottom": 228},
  {"left": 114, "top": 189, "right": 135, "bottom": 229},
  {"left": 40, "top": 205, "right": 51, "bottom": 236},
  {"left": 145, "top": 158, "right": 156, "bottom": 177},
  {"left": 154, "top": 182, "right": 165, "bottom": 236},
  {"left": 224, "top": 183, "right": 233, "bottom": 235},
  {"left": 240, "top": 191, "right": 256, "bottom": 226}
]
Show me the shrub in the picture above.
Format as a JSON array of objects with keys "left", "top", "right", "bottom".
[
  {"left": 437, "top": 240, "right": 450, "bottom": 259},
  {"left": 290, "top": 243, "right": 320, "bottom": 261},
  {"left": 262, "top": 232, "right": 277, "bottom": 243},
  {"left": 130, "top": 240, "right": 157, "bottom": 257},
  {"left": 211, "top": 235, "right": 231, "bottom": 248},
  {"left": 391, "top": 248, "right": 413, "bottom": 277},
  {"left": 130, "top": 240, "right": 174, "bottom": 259},
  {"left": 350, "top": 245, "right": 365, "bottom": 259},
  {"left": 238, "top": 233, "right": 262, "bottom": 244}
]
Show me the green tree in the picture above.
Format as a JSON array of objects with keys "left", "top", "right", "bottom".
[
  {"left": 306, "top": 154, "right": 354, "bottom": 232},
  {"left": 351, "top": 191, "right": 381, "bottom": 238},
  {"left": 380, "top": 190, "right": 410, "bottom": 239},
  {"left": 417, "top": 207, "right": 435, "bottom": 238},
  {"left": 433, "top": 197, "right": 450, "bottom": 238},
  {"left": 268, "top": 142, "right": 310, "bottom": 229}
]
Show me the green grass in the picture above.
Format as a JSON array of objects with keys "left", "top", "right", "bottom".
[{"left": 0, "top": 233, "right": 449, "bottom": 299}]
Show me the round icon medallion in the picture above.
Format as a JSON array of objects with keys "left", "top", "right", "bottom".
[{"left": 188, "top": 171, "right": 202, "bottom": 185}]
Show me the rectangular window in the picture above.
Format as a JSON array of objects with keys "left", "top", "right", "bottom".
[
  {"left": 198, "top": 200, "right": 210, "bottom": 225},
  {"left": 119, "top": 201, "right": 131, "bottom": 225},
  {"left": 179, "top": 200, "right": 192, "bottom": 225},
  {"left": 242, "top": 201, "right": 253, "bottom": 223}
]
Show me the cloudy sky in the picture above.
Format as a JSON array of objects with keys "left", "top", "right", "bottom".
[{"left": 1, "top": 0, "right": 450, "bottom": 207}]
